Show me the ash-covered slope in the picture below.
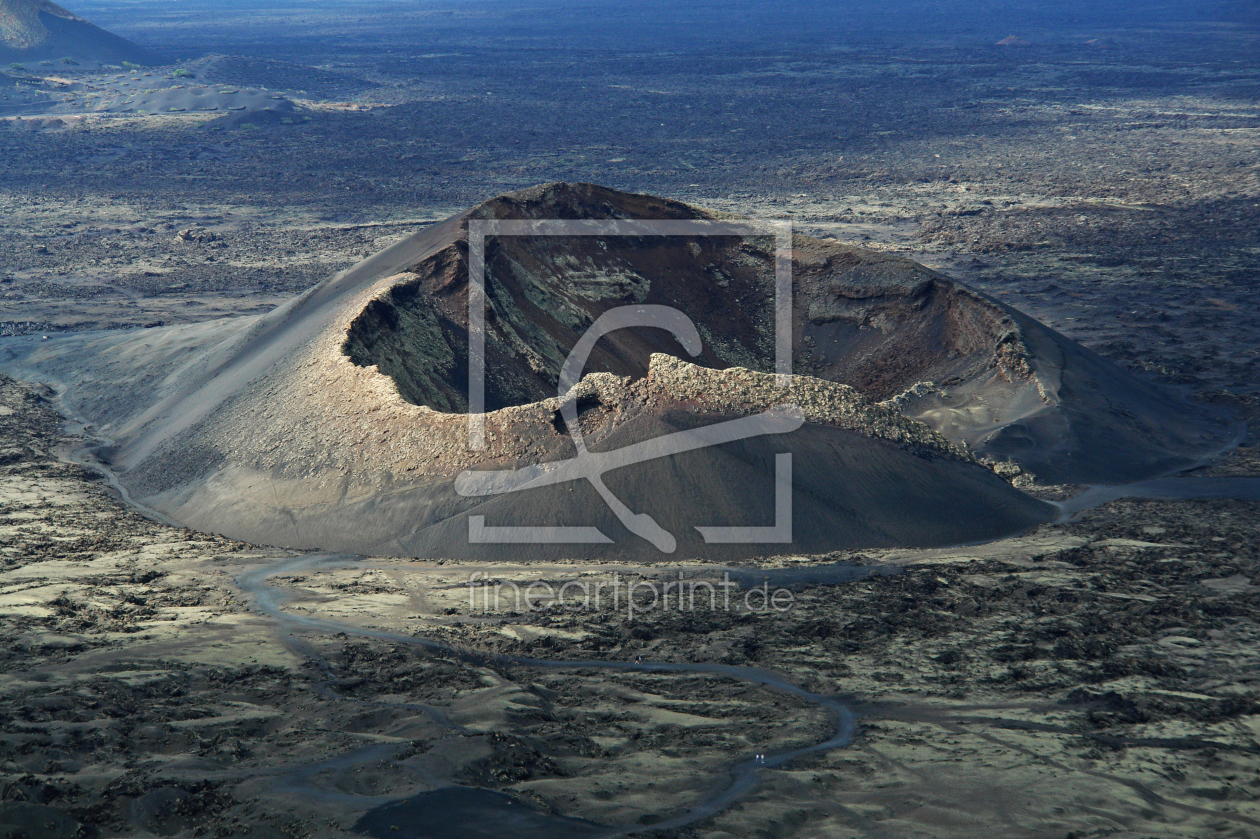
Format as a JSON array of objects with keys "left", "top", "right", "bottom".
[
  {"left": 0, "top": 0, "right": 157, "bottom": 64},
  {"left": 338, "top": 182, "right": 1235, "bottom": 483},
  {"left": 0, "top": 184, "right": 1234, "bottom": 559}
]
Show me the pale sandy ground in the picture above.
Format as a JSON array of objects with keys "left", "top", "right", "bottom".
[
  {"left": 1, "top": 375, "right": 1258, "bottom": 837},
  {"left": 1, "top": 25, "right": 1258, "bottom": 837}
]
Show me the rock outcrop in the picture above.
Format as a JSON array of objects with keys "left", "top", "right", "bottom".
[{"left": 2, "top": 183, "right": 1235, "bottom": 559}]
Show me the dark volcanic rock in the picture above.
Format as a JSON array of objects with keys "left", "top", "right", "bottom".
[{"left": 0, "top": 183, "right": 1234, "bottom": 559}]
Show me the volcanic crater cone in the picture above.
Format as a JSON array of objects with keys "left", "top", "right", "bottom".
[
  {"left": 0, "top": 0, "right": 156, "bottom": 64},
  {"left": 4, "top": 184, "right": 1235, "bottom": 559}
]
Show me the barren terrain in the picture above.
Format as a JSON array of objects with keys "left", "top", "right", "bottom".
[
  {"left": 1, "top": 361, "right": 1259, "bottom": 838},
  {"left": 1, "top": 2, "right": 1259, "bottom": 837}
]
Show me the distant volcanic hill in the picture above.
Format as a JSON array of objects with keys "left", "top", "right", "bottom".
[
  {"left": 3, "top": 184, "right": 1236, "bottom": 560},
  {"left": 0, "top": 0, "right": 156, "bottom": 64}
]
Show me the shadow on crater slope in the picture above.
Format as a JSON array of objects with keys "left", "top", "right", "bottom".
[
  {"left": 0, "top": 0, "right": 158, "bottom": 64},
  {"left": 0, "top": 183, "right": 1235, "bottom": 559}
]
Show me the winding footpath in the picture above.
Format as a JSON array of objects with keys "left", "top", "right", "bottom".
[
  {"left": 38, "top": 372, "right": 1260, "bottom": 835},
  {"left": 237, "top": 553, "right": 859, "bottom": 837}
]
